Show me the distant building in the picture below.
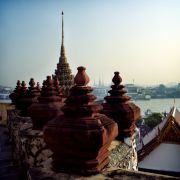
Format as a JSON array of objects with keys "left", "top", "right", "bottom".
[
  {"left": 126, "top": 84, "right": 151, "bottom": 100},
  {"left": 138, "top": 107, "right": 180, "bottom": 176},
  {"left": 53, "top": 12, "right": 74, "bottom": 96},
  {"left": 126, "top": 84, "right": 138, "bottom": 100}
]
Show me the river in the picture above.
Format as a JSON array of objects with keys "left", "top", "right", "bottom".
[
  {"left": 1, "top": 98, "right": 180, "bottom": 115},
  {"left": 134, "top": 98, "right": 180, "bottom": 115}
]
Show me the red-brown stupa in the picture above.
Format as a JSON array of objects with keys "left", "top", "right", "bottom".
[
  {"left": 15, "top": 81, "right": 28, "bottom": 112},
  {"left": 9, "top": 80, "right": 21, "bottom": 105},
  {"left": 28, "top": 76, "right": 64, "bottom": 129},
  {"left": 102, "top": 72, "right": 140, "bottom": 140},
  {"left": 13, "top": 79, "right": 41, "bottom": 116},
  {"left": 43, "top": 66, "right": 118, "bottom": 175},
  {"left": 53, "top": 77, "right": 64, "bottom": 99}
]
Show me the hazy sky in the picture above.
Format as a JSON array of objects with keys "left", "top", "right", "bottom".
[{"left": 0, "top": 0, "right": 180, "bottom": 87}]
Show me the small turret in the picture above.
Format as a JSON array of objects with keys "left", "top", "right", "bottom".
[
  {"left": 28, "top": 76, "right": 64, "bottom": 129},
  {"left": 9, "top": 80, "right": 21, "bottom": 105},
  {"left": 15, "top": 79, "right": 40, "bottom": 116},
  {"left": 102, "top": 72, "right": 141, "bottom": 140}
]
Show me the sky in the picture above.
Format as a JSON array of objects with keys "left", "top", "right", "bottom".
[{"left": 0, "top": 0, "right": 180, "bottom": 87}]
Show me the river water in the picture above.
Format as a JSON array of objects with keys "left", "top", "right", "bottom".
[
  {"left": 134, "top": 98, "right": 180, "bottom": 115},
  {"left": 1, "top": 98, "right": 180, "bottom": 115}
]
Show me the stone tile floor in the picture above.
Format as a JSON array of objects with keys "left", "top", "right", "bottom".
[{"left": 0, "top": 124, "right": 26, "bottom": 180}]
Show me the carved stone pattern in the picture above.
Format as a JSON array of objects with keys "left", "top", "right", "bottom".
[
  {"left": 20, "top": 124, "right": 53, "bottom": 167},
  {"left": 7, "top": 109, "right": 53, "bottom": 168},
  {"left": 107, "top": 138, "right": 138, "bottom": 171},
  {"left": 7, "top": 109, "right": 31, "bottom": 163}
]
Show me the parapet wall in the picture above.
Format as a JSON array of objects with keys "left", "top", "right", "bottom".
[
  {"left": 8, "top": 109, "right": 137, "bottom": 170},
  {"left": 7, "top": 109, "right": 178, "bottom": 180}
]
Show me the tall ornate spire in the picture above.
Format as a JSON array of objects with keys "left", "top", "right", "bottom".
[
  {"left": 60, "top": 11, "right": 66, "bottom": 63},
  {"left": 54, "top": 11, "right": 74, "bottom": 96},
  {"left": 62, "top": 11, "right": 64, "bottom": 45}
]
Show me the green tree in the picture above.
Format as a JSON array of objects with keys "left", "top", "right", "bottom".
[{"left": 144, "top": 113, "right": 163, "bottom": 129}]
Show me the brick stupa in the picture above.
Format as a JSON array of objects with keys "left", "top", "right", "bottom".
[
  {"left": 54, "top": 12, "right": 74, "bottom": 96},
  {"left": 28, "top": 76, "right": 64, "bottom": 129},
  {"left": 15, "top": 81, "right": 28, "bottom": 114},
  {"left": 11, "top": 78, "right": 40, "bottom": 116},
  {"left": 43, "top": 66, "right": 118, "bottom": 175},
  {"left": 102, "top": 72, "right": 140, "bottom": 140},
  {"left": 53, "top": 77, "right": 64, "bottom": 99},
  {"left": 9, "top": 80, "right": 21, "bottom": 105}
]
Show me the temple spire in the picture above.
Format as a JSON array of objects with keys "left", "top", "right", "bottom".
[
  {"left": 61, "top": 11, "right": 64, "bottom": 46},
  {"left": 54, "top": 11, "right": 74, "bottom": 96},
  {"left": 60, "top": 11, "right": 66, "bottom": 62}
]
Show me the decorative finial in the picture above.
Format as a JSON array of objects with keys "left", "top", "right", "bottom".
[
  {"left": 74, "top": 66, "right": 90, "bottom": 86},
  {"left": 36, "top": 82, "right": 40, "bottom": 90},
  {"left": 21, "top": 81, "right": 26, "bottom": 87},
  {"left": 29, "top": 78, "right": 35, "bottom": 88},
  {"left": 61, "top": 11, "right": 64, "bottom": 46},
  {"left": 17, "top": 80, "right": 21, "bottom": 86},
  {"left": 59, "top": 10, "right": 67, "bottom": 63},
  {"left": 173, "top": 98, "right": 176, "bottom": 107},
  {"left": 112, "top": 71, "right": 122, "bottom": 86},
  {"left": 46, "top": 76, "right": 53, "bottom": 87}
]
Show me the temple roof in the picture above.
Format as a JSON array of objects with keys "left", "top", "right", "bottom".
[
  {"left": 138, "top": 107, "right": 180, "bottom": 173},
  {"left": 138, "top": 143, "right": 180, "bottom": 173},
  {"left": 138, "top": 106, "right": 180, "bottom": 151},
  {"left": 172, "top": 107, "right": 180, "bottom": 126}
]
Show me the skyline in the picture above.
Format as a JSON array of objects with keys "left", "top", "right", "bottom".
[{"left": 0, "top": 0, "right": 180, "bottom": 87}]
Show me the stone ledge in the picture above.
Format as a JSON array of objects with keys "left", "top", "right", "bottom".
[
  {"left": 8, "top": 109, "right": 138, "bottom": 171},
  {"left": 28, "top": 166, "right": 179, "bottom": 180}
]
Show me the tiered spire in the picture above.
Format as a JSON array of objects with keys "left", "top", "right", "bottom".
[
  {"left": 54, "top": 12, "right": 74, "bottom": 96},
  {"left": 13, "top": 79, "right": 41, "bottom": 116},
  {"left": 9, "top": 80, "right": 21, "bottom": 104},
  {"left": 60, "top": 11, "right": 66, "bottom": 63},
  {"left": 44, "top": 67, "right": 118, "bottom": 174},
  {"left": 28, "top": 76, "right": 64, "bottom": 129},
  {"left": 102, "top": 72, "right": 141, "bottom": 140},
  {"left": 16, "top": 81, "right": 28, "bottom": 112}
]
